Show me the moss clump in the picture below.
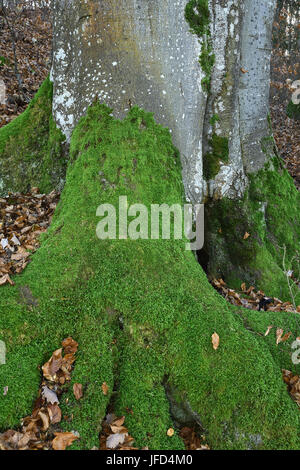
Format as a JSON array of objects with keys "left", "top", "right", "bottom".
[
  {"left": 203, "top": 134, "right": 229, "bottom": 180},
  {"left": 204, "top": 159, "right": 300, "bottom": 302},
  {"left": 0, "top": 103, "right": 299, "bottom": 450},
  {"left": 287, "top": 100, "right": 300, "bottom": 121},
  {"left": 0, "top": 77, "right": 67, "bottom": 196},
  {"left": 210, "top": 114, "right": 220, "bottom": 126},
  {"left": 184, "top": 0, "right": 210, "bottom": 36},
  {"left": 185, "top": 0, "right": 215, "bottom": 93}
]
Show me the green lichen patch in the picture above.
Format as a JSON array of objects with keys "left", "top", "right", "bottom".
[
  {"left": 185, "top": 0, "right": 215, "bottom": 93},
  {"left": 203, "top": 134, "right": 229, "bottom": 180},
  {"left": 0, "top": 77, "right": 67, "bottom": 196},
  {"left": 0, "top": 103, "right": 299, "bottom": 450}
]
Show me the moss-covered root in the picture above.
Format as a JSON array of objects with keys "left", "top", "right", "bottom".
[
  {"left": 0, "top": 103, "right": 299, "bottom": 450},
  {"left": 116, "top": 344, "right": 184, "bottom": 450},
  {"left": 203, "top": 157, "right": 300, "bottom": 303},
  {"left": 0, "top": 77, "right": 67, "bottom": 196}
]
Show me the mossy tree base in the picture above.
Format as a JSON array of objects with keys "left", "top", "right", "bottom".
[
  {"left": 0, "top": 104, "right": 299, "bottom": 450},
  {"left": 203, "top": 156, "right": 300, "bottom": 304},
  {"left": 0, "top": 77, "right": 67, "bottom": 196}
]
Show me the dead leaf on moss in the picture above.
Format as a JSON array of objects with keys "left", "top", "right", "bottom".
[
  {"left": 106, "top": 432, "right": 126, "bottom": 449},
  {"left": 276, "top": 328, "right": 284, "bottom": 344},
  {"left": 0, "top": 337, "right": 78, "bottom": 450},
  {"left": 42, "top": 348, "right": 63, "bottom": 381},
  {"left": 102, "top": 382, "right": 109, "bottom": 396},
  {"left": 52, "top": 432, "right": 78, "bottom": 450},
  {"left": 211, "top": 332, "right": 220, "bottom": 350},
  {"left": 42, "top": 386, "right": 59, "bottom": 405},
  {"left": 73, "top": 383, "right": 83, "bottom": 400},
  {"left": 265, "top": 325, "right": 273, "bottom": 336},
  {"left": 47, "top": 403, "right": 62, "bottom": 424}
]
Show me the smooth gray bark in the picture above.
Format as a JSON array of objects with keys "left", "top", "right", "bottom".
[{"left": 51, "top": 0, "right": 276, "bottom": 203}]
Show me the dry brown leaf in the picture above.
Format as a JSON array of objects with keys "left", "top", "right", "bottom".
[
  {"left": 38, "top": 410, "right": 50, "bottom": 431},
  {"left": 73, "top": 383, "right": 83, "bottom": 400},
  {"left": 52, "top": 432, "right": 78, "bottom": 450},
  {"left": 110, "top": 424, "right": 128, "bottom": 434},
  {"left": 42, "top": 348, "right": 63, "bottom": 381},
  {"left": 62, "top": 337, "right": 78, "bottom": 355},
  {"left": 211, "top": 332, "right": 220, "bottom": 350},
  {"left": 264, "top": 325, "right": 273, "bottom": 336},
  {"left": 276, "top": 328, "right": 284, "bottom": 345},
  {"left": 102, "top": 382, "right": 109, "bottom": 396},
  {"left": 113, "top": 416, "right": 125, "bottom": 427},
  {"left": 281, "top": 332, "right": 292, "bottom": 343},
  {"left": 47, "top": 403, "right": 62, "bottom": 424}
]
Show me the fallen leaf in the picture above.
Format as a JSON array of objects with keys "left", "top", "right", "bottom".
[
  {"left": 243, "top": 232, "right": 250, "bottom": 240},
  {"left": 102, "top": 382, "right": 109, "bottom": 395},
  {"left": 42, "top": 386, "right": 59, "bottom": 404},
  {"left": 106, "top": 432, "right": 126, "bottom": 449},
  {"left": 113, "top": 416, "right": 125, "bottom": 427},
  {"left": 62, "top": 337, "right": 78, "bottom": 355},
  {"left": 276, "top": 328, "right": 284, "bottom": 345},
  {"left": 281, "top": 332, "right": 292, "bottom": 343},
  {"left": 211, "top": 332, "right": 220, "bottom": 350},
  {"left": 42, "top": 348, "right": 63, "bottom": 381},
  {"left": 264, "top": 325, "right": 273, "bottom": 336},
  {"left": 167, "top": 428, "right": 175, "bottom": 437},
  {"left": 47, "top": 403, "right": 62, "bottom": 424},
  {"left": 73, "top": 383, "right": 83, "bottom": 400},
  {"left": 52, "top": 432, "right": 78, "bottom": 450},
  {"left": 38, "top": 410, "right": 50, "bottom": 431}
]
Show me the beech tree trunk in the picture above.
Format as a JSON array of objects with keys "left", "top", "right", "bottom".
[
  {"left": 50, "top": 0, "right": 300, "bottom": 298},
  {"left": 51, "top": 0, "right": 274, "bottom": 202}
]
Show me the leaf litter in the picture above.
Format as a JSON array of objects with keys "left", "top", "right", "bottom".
[
  {"left": 0, "top": 336, "right": 78, "bottom": 450},
  {"left": 0, "top": 188, "right": 60, "bottom": 286}
]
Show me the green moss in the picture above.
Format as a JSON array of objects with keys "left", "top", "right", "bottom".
[
  {"left": 0, "top": 77, "right": 67, "bottom": 196},
  {"left": 0, "top": 103, "right": 299, "bottom": 450},
  {"left": 185, "top": 0, "right": 215, "bottom": 93},
  {"left": 287, "top": 100, "right": 300, "bottom": 121},
  {"left": 204, "top": 163, "right": 300, "bottom": 302},
  {"left": 210, "top": 114, "right": 220, "bottom": 126},
  {"left": 203, "top": 134, "right": 229, "bottom": 180}
]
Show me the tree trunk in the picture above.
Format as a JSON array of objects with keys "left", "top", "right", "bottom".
[
  {"left": 0, "top": 0, "right": 300, "bottom": 450},
  {"left": 50, "top": 0, "right": 300, "bottom": 299}
]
